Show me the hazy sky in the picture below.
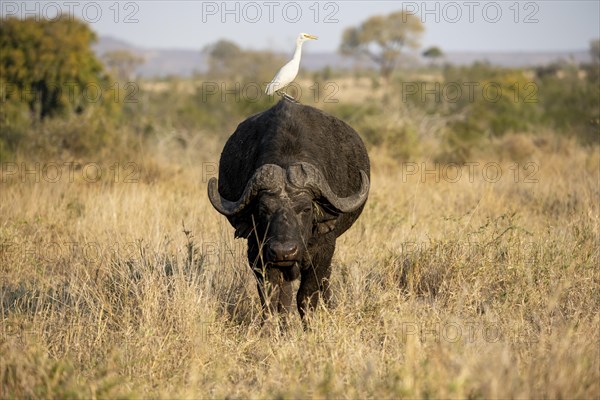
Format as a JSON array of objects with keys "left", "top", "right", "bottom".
[{"left": 4, "top": 1, "right": 599, "bottom": 52}]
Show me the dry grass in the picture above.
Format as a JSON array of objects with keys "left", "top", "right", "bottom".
[{"left": 1, "top": 130, "right": 599, "bottom": 398}]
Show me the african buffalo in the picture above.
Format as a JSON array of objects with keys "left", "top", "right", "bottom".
[{"left": 208, "top": 98, "right": 370, "bottom": 318}]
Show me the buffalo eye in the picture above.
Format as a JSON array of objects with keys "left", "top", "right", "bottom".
[{"left": 295, "top": 203, "right": 312, "bottom": 215}]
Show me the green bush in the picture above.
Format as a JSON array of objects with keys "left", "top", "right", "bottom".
[{"left": 536, "top": 65, "right": 599, "bottom": 144}]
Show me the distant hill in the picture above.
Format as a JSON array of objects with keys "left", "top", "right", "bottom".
[
  {"left": 94, "top": 36, "right": 206, "bottom": 77},
  {"left": 94, "top": 36, "right": 591, "bottom": 78}
]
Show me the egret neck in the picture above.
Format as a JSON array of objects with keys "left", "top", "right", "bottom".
[{"left": 289, "top": 39, "right": 303, "bottom": 74}]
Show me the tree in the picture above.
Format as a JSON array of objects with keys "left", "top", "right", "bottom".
[
  {"left": 422, "top": 46, "right": 444, "bottom": 66},
  {"left": 0, "top": 17, "right": 107, "bottom": 119},
  {"left": 203, "top": 39, "right": 284, "bottom": 83},
  {"left": 103, "top": 50, "right": 144, "bottom": 81},
  {"left": 339, "top": 11, "right": 424, "bottom": 80},
  {"left": 203, "top": 39, "right": 243, "bottom": 78}
]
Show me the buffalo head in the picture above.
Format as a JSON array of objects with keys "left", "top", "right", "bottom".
[{"left": 208, "top": 162, "right": 369, "bottom": 281}]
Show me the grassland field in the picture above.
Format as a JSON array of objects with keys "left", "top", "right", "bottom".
[{"left": 1, "top": 79, "right": 599, "bottom": 398}]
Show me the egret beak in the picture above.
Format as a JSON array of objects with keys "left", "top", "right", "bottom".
[{"left": 304, "top": 34, "right": 318, "bottom": 40}]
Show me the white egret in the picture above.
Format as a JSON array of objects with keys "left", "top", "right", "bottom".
[{"left": 265, "top": 33, "right": 318, "bottom": 98}]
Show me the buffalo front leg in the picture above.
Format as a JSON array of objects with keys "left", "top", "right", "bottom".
[
  {"left": 297, "top": 241, "right": 335, "bottom": 319},
  {"left": 255, "top": 268, "right": 293, "bottom": 319}
]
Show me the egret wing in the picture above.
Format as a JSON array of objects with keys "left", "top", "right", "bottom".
[
  {"left": 266, "top": 67, "right": 285, "bottom": 95},
  {"left": 265, "top": 60, "right": 298, "bottom": 95}
]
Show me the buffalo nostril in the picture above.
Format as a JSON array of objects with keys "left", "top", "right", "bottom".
[{"left": 268, "top": 242, "right": 299, "bottom": 261}]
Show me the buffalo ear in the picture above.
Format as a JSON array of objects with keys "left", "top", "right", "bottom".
[
  {"left": 316, "top": 219, "right": 336, "bottom": 235},
  {"left": 234, "top": 223, "right": 253, "bottom": 238},
  {"left": 229, "top": 215, "right": 253, "bottom": 239},
  {"left": 313, "top": 203, "right": 338, "bottom": 235}
]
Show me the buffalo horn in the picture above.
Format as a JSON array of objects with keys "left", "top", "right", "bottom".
[
  {"left": 287, "top": 162, "right": 369, "bottom": 213},
  {"left": 208, "top": 164, "right": 285, "bottom": 216}
]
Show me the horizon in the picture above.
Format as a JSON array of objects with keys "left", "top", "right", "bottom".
[
  {"left": 97, "top": 33, "right": 594, "bottom": 54},
  {"left": 2, "top": 1, "right": 598, "bottom": 53}
]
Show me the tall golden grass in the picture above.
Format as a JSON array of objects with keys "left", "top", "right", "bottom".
[{"left": 1, "top": 123, "right": 598, "bottom": 397}]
